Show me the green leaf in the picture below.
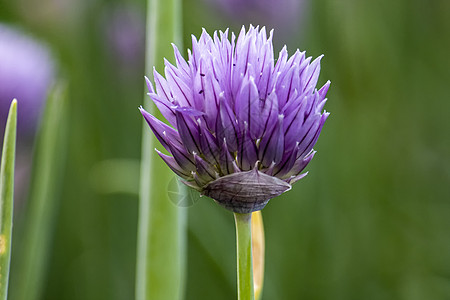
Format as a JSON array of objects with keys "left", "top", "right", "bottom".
[
  {"left": 10, "top": 83, "right": 68, "bottom": 300},
  {"left": 0, "top": 99, "right": 17, "bottom": 300},
  {"left": 136, "top": 0, "right": 186, "bottom": 299}
]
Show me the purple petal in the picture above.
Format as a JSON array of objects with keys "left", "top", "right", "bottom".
[
  {"left": 192, "top": 59, "right": 206, "bottom": 112},
  {"left": 190, "top": 34, "right": 200, "bottom": 69},
  {"left": 175, "top": 110, "right": 201, "bottom": 155},
  {"left": 275, "top": 65, "right": 299, "bottom": 107},
  {"left": 203, "top": 70, "right": 222, "bottom": 130},
  {"left": 165, "top": 140, "right": 196, "bottom": 172},
  {"left": 193, "top": 171, "right": 208, "bottom": 187},
  {"left": 288, "top": 172, "right": 309, "bottom": 185},
  {"left": 273, "top": 143, "right": 299, "bottom": 177},
  {"left": 273, "top": 45, "right": 288, "bottom": 76},
  {"left": 256, "top": 33, "right": 274, "bottom": 99},
  {"left": 179, "top": 179, "right": 201, "bottom": 191},
  {"left": 237, "top": 122, "right": 258, "bottom": 171},
  {"left": 175, "top": 106, "right": 204, "bottom": 117},
  {"left": 219, "top": 138, "right": 240, "bottom": 175},
  {"left": 194, "top": 154, "right": 217, "bottom": 182},
  {"left": 153, "top": 68, "right": 173, "bottom": 102},
  {"left": 145, "top": 76, "right": 155, "bottom": 93},
  {"left": 156, "top": 150, "right": 191, "bottom": 179},
  {"left": 318, "top": 80, "right": 331, "bottom": 99},
  {"left": 199, "top": 123, "right": 220, "bottom": 165},
  {"left": 217, "top": 95, "right": 239, "bottom": 152},
  {"left": 297, "top": 112, "right": 329, "bottom": 158},
  {"left": 283, "top": 95, "right": 311, "bottom": 152},
  {"left": 282, "top": 151, "right": 316, "bottom": 179},
  {"left": 172, "top": 43, "right": 190, "bottom": 77},
  {"left": 235, "top": 76, "right": 263, "bottom": 139},
  {"left": 258, "top": 114, "right": 285, "bottom": 167},
  {"left": 260, "top": 92, "right": 279, "bottom": 139},
  {"left": 164, "top": 58, "right": 190, "bottom": 86},
  {"left": 283, "top": 49, "right": 305, "bottom": 75},
  {"left": 140, "top": 107, "right": 182, "bottom": 151},
  {"left": 147, "top": 93, "right": 177, "bottom": 126},
  {"left": 165, "top": 65, "right": 193, "bottom": 107},
  {"left": 301, "top": 55, "right": 323, "bottom": 93}
]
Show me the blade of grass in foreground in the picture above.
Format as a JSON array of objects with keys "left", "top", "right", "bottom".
[
  {"left": 11, "top": 84, "right": 68, "bottom": 300},
  {"left": 0, "top": 99, "right": 17, "bottom": 300},
  {"left": 136, "top": 0, "right": 186, "bottom": 299}
]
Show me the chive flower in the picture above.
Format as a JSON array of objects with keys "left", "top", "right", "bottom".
[{"left": 140, "top": 26, "right": 330, "bottom": 213}]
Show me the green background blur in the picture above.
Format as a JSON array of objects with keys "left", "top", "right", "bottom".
[{"left": 1, "top": 0, "right": 449, "bottom": 299}]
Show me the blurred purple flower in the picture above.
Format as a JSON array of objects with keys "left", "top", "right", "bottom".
[
  {"left": 0, "top": 23, "right": 54, "bottom": 138},
  {"left": 140, "top": 26, "right": 330, "bottom": 213},
  {"left": 101, "top": 5, "right": 145, "bottom": 74},
  {"left": 204, "top": 0, "right": 307, "bottom": 38}
]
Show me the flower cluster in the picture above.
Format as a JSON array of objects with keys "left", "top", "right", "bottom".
[{"left": 140, "top": 26, "right": 330, "bottom": 213}]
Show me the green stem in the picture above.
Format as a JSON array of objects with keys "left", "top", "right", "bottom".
[
  {"left": 136, "top": 0, "right": 185, "bottom": 298},
  {"left": 0, "top": 99, "right": 17, "bottom": 300},
  {"left": 234, "top": 212, "right": 255, "bottom": 300}
]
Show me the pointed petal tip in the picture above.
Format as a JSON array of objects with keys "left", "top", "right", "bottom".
[
  {"left": 314, "top": 54, "right": 325, "bottom": 62},
  {"left": 144, "top": 76, "right": 155, "bottom": 93},
  {"left": 321, "top": 80, "right": 331, "bottom": 90},
  {"left": 306, "top": 150, "right": 317, "bottom": 157},
  {"left": 289, "top": 172, "right": 309, "bottom": 184}
]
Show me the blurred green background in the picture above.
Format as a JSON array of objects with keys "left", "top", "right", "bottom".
[{"left": 1, "top": 0, "right": 449, "bottom": 299}]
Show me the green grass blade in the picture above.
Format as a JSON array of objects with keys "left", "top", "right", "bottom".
[
  {"left": 136, "top": 0, "right": 186, "bottom": 299},
  {"left": 0, "top": 99, "right": 17, "bottom": 300},
  {"left": 10, "top": 84, "right": 68, "bottom": 300}
]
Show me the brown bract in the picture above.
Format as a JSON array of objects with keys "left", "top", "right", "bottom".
[{"left": 202, "top": 168, "right": 291, "bottom": 213}]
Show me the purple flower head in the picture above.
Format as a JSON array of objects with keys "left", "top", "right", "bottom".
[
  {"left": 140, "top": 26, "right": 330, "bottom": 213},
  {"left": 0, "top": 23, "right": 54, "bottom": 138}
]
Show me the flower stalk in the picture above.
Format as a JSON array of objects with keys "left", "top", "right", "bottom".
[{"left": 234, "top": 212, "right": 255, "bottom": 300}]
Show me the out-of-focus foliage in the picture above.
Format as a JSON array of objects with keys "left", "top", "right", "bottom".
[
  {"left": 0, "top": 0, "right": 449, "bottom": 299},
  {"left": 184, "top": 0, "right": 450, "bottom": 299}
]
